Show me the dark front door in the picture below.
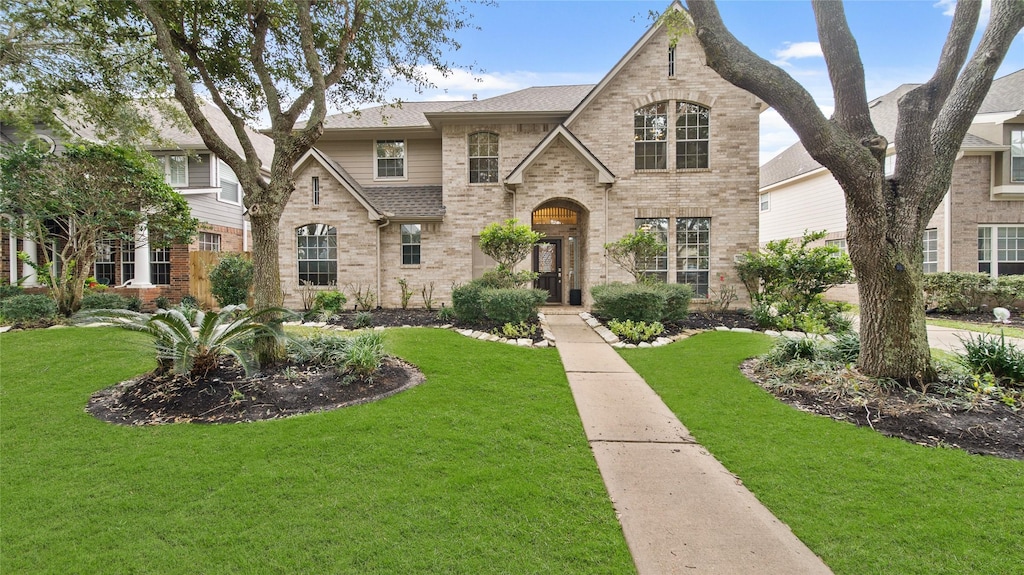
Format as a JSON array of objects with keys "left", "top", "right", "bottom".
[{"left": 533, "top": 239, "right": 562, "bottom": 303}]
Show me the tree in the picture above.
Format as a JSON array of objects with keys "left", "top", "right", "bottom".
[
  {"left": 4, "top": 0, "right": 473, "bottom": 361},
  {"left": 478, "top": 219, "right": 543, "bottom": 286},
  {"left": 685, "top": 0, "right": 1024, "bottom": 385},
  {"left": 604, "top": 229, "right": 668, "bottom": 284},
  {"left": 0, "top": 142, "right": 197, "bottom": 315}
]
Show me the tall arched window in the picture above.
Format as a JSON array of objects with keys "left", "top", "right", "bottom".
[
  {"left": 296, "top": 224, "right": 337, "bottom": 285},
  {"left": 676, "top": 102, "right": 710, "bottom": 169},
  {"left": 634, "top": 103, "right": 667, "bottom": 170},
  {"left": 468, "top": 132, "right": 499, "bottom": 183}
]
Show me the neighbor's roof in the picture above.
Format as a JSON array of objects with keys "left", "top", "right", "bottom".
[
  {"left": 315, "top": 101, "right": 468, "bottom": 130},
  {"left": 432, "top": 85, "right": 594, "bottom": 115},
  {"left": 760, "top": 70, "right": 1022, "bottom": 188}
]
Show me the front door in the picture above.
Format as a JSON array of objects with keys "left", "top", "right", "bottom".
[{"left": 533, "top": 239, "right": 562, "bottom": 303}]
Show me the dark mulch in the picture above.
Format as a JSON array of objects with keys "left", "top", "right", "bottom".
[
  {"left": 325, "top": 308, "right": 546, "bottom": 342},
  {"left": 741, "top": 361, "right": 1024, "bottom": 460},
  {"left": 89, "top": 356, "right": 424, "bottom": 425},
  {"left": 590, "top": 310, "right": 760, "bottom": 336},
  {"left": 926, "top": 308, "right": 1024, "bottom": 327}
]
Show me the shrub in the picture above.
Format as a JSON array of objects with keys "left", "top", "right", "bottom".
[
  {"left": 657, "top": 283, "right": 693, "bottom": 321},
  {"left": 922, "top": 272, "right": 991, "bottom": 314},
  {"left": 353, "top": 311, "right": 373, "bottom": 329},
  {"left": 480, "top": 288, "right": 547, "bottom": 324},
  {"left": 0, "top": 294, "right": 57, "bottom": 322},
  {"left": 608, "top": 319, "right": 664, "bottom": 344},
  {"left": 824, "top": 331, "right": 861, "bottom": 364},
  {"left": 180, "top": 295, "right": 199, "bottom": 309},
  {"left": 436, "top": 305, "right": 455, "bottom": 322},
  {"left": 451, "top": 281, "right": 486, "bottom": 323},
  {"left": 0, "top": 282, "right": 24, "bottom": 300},
  {"left": 126, "top": 296, "right": 143, "bottom": 312},
  {"left": 762, "top": 336, "right": 821, "bottom": 365},
  {"left": 344, "top": 331, "right": 387, "bottom": 378},
  {"left": 80, "top": 292, "right": 132, "bottom": 310},
  {"left": 604, "top": 229, "right": 667, "bottom": 283},
  {"left": 314, "top": 290, "right": 347, "bottom": 313},
  {"left": 591, "top": 283, "right": 666, "bottom": 323},
  {"left": 957, "top": 333, "right": 1024, "bottom": 385},
  {"left": 396, "top": 278, "right": 413, "bottom": 309},
  {"left": 349, "top": 284, "right": 377, "bottom": 311},
  {"left": 209, "top": 253, "right": 253, "bottom": 307},
  {"left": 288, "top": 333, "right": 353, "bottom": 368},
  {"left": 492, "top": 321, "right": 538, "bottom": 339},
  {"left": 154, "top": 295, "right": 172, "bottom": 310},
  {"left": 478, "top": 219, "right": 543, "bottom": 287},
  {"left": 992, "top": 275, "right": 1024, "bottom": 310}
]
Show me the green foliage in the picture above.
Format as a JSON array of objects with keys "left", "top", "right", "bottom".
[
  {"left": 396, "top": 278, "right": 413, "bottom": 309},
  {"left": 478, "top": 268, "right": 539, "bottom": 289},
  {"left": 344, "top": 332, "right": 388, "bottom": 379},
  {"left": 736, "top": 231, "right": 854, "bottom": 333},
  {"left": 0, "top": 142, "right": 197, "bottom": 315},
  {"left": 0, "top": 294, "right": 58, "bottom": 323},
  {"left": 80, "top": 292, "right": 132, "bottom": 310},
  {"left": 658, "top": 283, "right": 693, "bottom": 321},
  {"left": 349, "top": 284, "right": 377, "bottom": 311},
  {"left": 492, "top": 321, "right": 538, "bottom": 339},
  {"left": 209, "top": 253, "right": 253, "bottom": 307},
  {"left": 451, "top": 282, "right": 486, "bottom": 323},
  {"left": 313, "top": 290, "right": 347, "bottom": 313},
  {"left": 762, "top": 333, "right": 861, "bottom": 366},
  {"left": 154, "top": 295, "right": 172, "bottom": 310},
  {"left": 353, "top": 311, "right": 373, "bottom": 329},
  {"left": 478, "top": 219, "right": 543, "bottom": 286},
  {"left": 287, "top": 331, "right": 387, "bottom": 378},
  {"left": 180, "top": 295, "right": 199, "bottom": 309},
  {"left": 990, "top": 275, "right": 1024, "bottom": 309},
  {"left": 480, "top": 288, "right": 548, "bottom": 325},
  {"left": 436, "top": 305, "right": 455, "bottom": 322},
  {"left": 591, "top": 282, "right": 691, "bottom": 323},
  {"left": 603, "top": 229, "right": 668, "bottom": 283},
  {"left": 0, "top": 281, "right": 25, "bottom": 299},
  {"left": 957, "top": 333, "right": 1024, "bottom": 386},
  {"left": 75, "top": 304, "right": 292, "bottom": 378},
  {"left": 126, "top": 296, "right": 142, "bottom": 312},
  {"left": 608, "top": 319, "right": 664, "bottom": 344},
  {"left": 921, "top": 272, "right": 1002, "bottom": 313}
]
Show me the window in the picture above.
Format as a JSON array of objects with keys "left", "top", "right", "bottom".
[
  {"left": 979, "top": 225, "right": 1024, "bottom": 276},
  {"left": 151, "top": 246, "right": 171, "bottom": 285},
  {"left": 296, "top": 224, "right": 337, "bottom": 285},
  {"left": 311, "top": 176, "right": 320, "bottom": 205},
  {"left": 676, "top": 102, "right": 710, "bottom": 169},
  {"left": 219, "top": 159, "right": 239, "bottom": 203},
  {"left": 401, "top": 224, "right": 421, "bottom": 265},
  {"left": 468, "top": 132, "right": 499, "bottom": 183},
  {"left": 94, "top": 239, "right": 116, "bottom": 285},
  {"left": 760, "top": 193, "right": 770, "bottom": 212},
  {"left": 634, "top": 103, "right": 667, "bottom": 170},
  {"left": 375, "top": 140, "right": 405, "bottom": 179},
  {"left": 635, "top": 218, "right": 669, "bottom": 282},
  {"left": 923, "top": 229, "right": 938, "bottom": 273},
  {"left": 825, "top": 238, "right": 847, "bottom": 253},
  {"left": 121, "top": 241, "right": 135, "bottom": 283},
  {"left": 884, "top": 153, "right": 896, "bottom": 177},
  {"left": 676, "top": 218, "right": 711, "bottom": 297},
  {"left": 162, "top": 154, "right": 188, "bottom": 187},
  {"left": 668, "top": 46, "right": 676, "bottom": 77},
  {"left": 1012, "top": 129, "right": 1024, "bottom": 183},
  {"left": 198, "top": 232, "right": 221, "bottom": 252}
]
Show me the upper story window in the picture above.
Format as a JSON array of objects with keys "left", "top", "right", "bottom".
[
  {"left": 676, "top": 102, "right": 710, "bottom": 169},
  {"left": 759, "top": 193, "right": 770, "bottom": 212},
  {"left": 668, "top": 46, "right": 676, "bottom": 77},
  {"left": 296, "top": 223, "right": 337, "bottom": 285},
  {"left": 468, "top": 132, "right": 499, "bottom": 183},
  {"left": 634, "top": 103, "right": 667, "bottom": 170},
  {"left": 1011, "top": 129, "right": 1024, "bottom": 183},
  {"left": 159, "top": 154, "right": 188, "bottom": 187},
  {"left": 311, "top": 176, "right": 320, "bottom": 205},
  {"left": 375, "top": 140, "right": 405, "bottom": 179},
  {"left": 218, "top": 159, "right": 239, "bottom": 203},
  {"left": 884, "top": 153, "right": 896, "bottom": 177}
]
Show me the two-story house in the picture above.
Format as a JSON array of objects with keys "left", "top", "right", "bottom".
[
  {"left": 1, "top": 101, "right": 273, "bottom": 307},
  {"left": 760, "top": 69, "right": 1024, "bottom": 302},
  {"left": 279, "top": 3, "right": 763, "bottom": 309}
]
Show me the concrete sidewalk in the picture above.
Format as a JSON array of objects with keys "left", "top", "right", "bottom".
[{"left": 546, "top": 312, "right": 832, "bottom": 574}]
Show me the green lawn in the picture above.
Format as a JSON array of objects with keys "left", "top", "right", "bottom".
[
  {"left": 927, "top": 317, "right": 1024, "bottom": 339},
  {"left": 0, "top": 327, "right": 634, "bottom": 574},
  {"left": 621, "top": 331, "right": 1024, "bottom": 575}
]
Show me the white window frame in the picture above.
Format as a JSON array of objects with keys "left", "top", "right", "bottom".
[
  {"left": 676, "top": 217, "right": 711, "bottom": 298},
  {"left": 151, "top": 246, "right": 172, "bottom": 285},
  {"left": 634, "top": 103, "right": 668, "bottom": 171},
  {"left": 978, "top": 225, "right": 1024, "bottom": 277},
  {"left": 159, "top": 154, "right": 188, "bottom": 188},
  {"left": 94, "top": 239, "right": 117, "bottom": 285},
  {"left": 759, "top": 192, "right": 770, "bottom": 212},
  {"left": 311, "top": 176, "right": 320, "bottom": 206},
  {"left": 668, "top": 46, "right": 676, "bottom": 77},
  {"left": 675, "top": 102, "right": 710, "bottom": 170},
  {"left": 468, "top": 132, "right": 499, "bottom": 184},
  {"left": 401, "top": 224, "right": 421, "bottom": 266},
  {"left": 1011, "top": 129, "right": 1024, "bottom": 184},
  {"left": 635, "top": 218, "right": 669, "bottom": 282},
  {"left": 374, "top": 140, "right": 407, "bottom": 180},
  {"left": 121, "top": 240, "right": 135, "bottom": 284},
  {"left": 198, "top": 232, "right": 221, "bottom": 252},
  {"left": 218, "top": 159, "right": 240, "bottom": 204},
  {"left": 296, "top": 224, "right": 337, "bottom": 286},
  {"left": 923, "top": 228, "right": 938, "bottom": 273}
]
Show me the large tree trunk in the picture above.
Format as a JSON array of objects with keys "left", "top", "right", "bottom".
[{"left": 248, "top": 200, "right": 286, "bottom": 364}]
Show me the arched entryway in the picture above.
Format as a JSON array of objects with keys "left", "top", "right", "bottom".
[{"left": 532, "top": 200, "right": 588, "bottom": 305}]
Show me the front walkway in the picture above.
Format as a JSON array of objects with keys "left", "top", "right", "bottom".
[{"left": 544, "top": 311, "right": 832, "bottom": 574}]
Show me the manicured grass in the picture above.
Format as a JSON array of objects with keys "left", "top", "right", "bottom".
[
  {"left": 927, "top": 317, "right": 1024, "bottom": 339},
  {"left": 0, "top": 327, "right": 634, "bottom": 574},
  {"left": 621, "top": 331, "right": 1024, "bottom": 575}
]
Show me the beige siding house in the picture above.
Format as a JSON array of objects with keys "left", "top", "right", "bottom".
[
  {"left": 759, "top": 69, "right": 1024, "bottom": 302},
  {"left": 280, "top": 4, "right": 763, "bottom": 309}
]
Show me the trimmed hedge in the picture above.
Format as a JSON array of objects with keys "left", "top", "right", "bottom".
[
  {"left": 452, "top": 282, "right": 487, "bottom": 323},
  {"left": 590, "top": 282, "right": 693, "bottom": 323},
  {"left": 80, "top": 292, "right": 134, "bottom": 310},
  {"left": 481, "top": 288, "right": 548, "bottom": 324},
  {"left": 0, "top": 294, "right": 58, "bottom": 322}
]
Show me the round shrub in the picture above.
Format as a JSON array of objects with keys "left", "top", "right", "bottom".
[
  {"left": 591, "top": 282, "right": 666, "bottom": 323},
  {"left": 314, "top": 290, "right": 347, "bottom": 313},
  {"left": 209, "top": 253, "right": 253, "bottom": 307},
  {"left": 451, "top": 281, "right": 486, "bottom": 323},
  {"left": 655, "top": 283, "right": 693, "bottom": 321},
  {"left": 480, "top": 288, "right": 548, "bottom": 324},
  {"left": 80, "top": 292, "right": 133, "bottom": 310},
  {"left": 0, "top": 294, "right": 58, "bottom": 322}
]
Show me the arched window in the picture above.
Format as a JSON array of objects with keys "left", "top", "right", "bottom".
[
  {"left": 675, "top": 102, "right": 710, "bottom": 169},
  {"left": 296, "top": 224, "right": 337, "bottom": 285},
  {"left": 468, "top": 132, "right": 499, "bottom": 183},
  {"left": 634, "top": 103, "right": 667, "bottom": 170}
]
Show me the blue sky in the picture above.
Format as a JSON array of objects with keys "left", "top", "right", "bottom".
[{"left": 383, "top": 0, "right": 1024, "bottom": 165}]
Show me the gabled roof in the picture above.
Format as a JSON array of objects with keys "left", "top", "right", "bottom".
[
  {"left": 505, "top": 124, "right": 615, "bottom": 186},
  {"left": 294, "top": 147, "right": 383, "bottom": 220},
  {"left": 760, "top": 70, "right": 1022, "bottom": 188}
]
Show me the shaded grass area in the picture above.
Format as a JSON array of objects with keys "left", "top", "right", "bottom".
[
  {"left": 927, "top": 317, "right": 1024, "bottom": 339},
  {"left": 622, "top": 331, "right": 1024, "bottom": 575},
  {"left": 1, "top": 328, "right": 633, "bottom": 574}
]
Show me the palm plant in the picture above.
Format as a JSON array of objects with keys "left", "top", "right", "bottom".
[{"left": 76, "top": 304, "right": 293, "bottom": 379}]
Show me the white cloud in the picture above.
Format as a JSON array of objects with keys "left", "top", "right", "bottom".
[{"left": 771, "top": 41, "right": 823, "bottom": 66}]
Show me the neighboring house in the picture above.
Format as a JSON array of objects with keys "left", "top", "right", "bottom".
[
  {"left": 281, "top": 2, "right": 763, "bottom": 309},
  {"left": 1, "top": 101, "right": 273, "bottom": 307},
  {"left": 759, "top": 69, "right": 1024, "bottom": 302}
]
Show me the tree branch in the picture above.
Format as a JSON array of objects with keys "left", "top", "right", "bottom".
[{"left": 812, "top": 0, "right": 873, "bottom": 142}]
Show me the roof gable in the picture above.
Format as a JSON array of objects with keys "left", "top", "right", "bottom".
[
  {"left": 293, "top": 147, "right": 383, "bottom": 220},
  {"left": 505, "top": 124, "right": 615, "bottom": 185}
]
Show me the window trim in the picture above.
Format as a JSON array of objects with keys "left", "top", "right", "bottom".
[
  {"left": 217, "top": 159, "right": 241, "bottom": 204},
  {"left": 311, "top": 176, "right": 321, "bottom": 206},
  {"left": 296, "top": 223, "right": 338, "bottom": 286},
  {"left": 675, "top": 101, "right": 710, "bottom": 170},
  {"left": 401, "top": 223, "right": 422, "bottom": 266},
  {"left": 978, "top": 225, "right": 1024, "bottom": 278},
  {"left": 668, "top": 46, "right": 676, "bottom": 77},
  {"left": 373, "top": 139, "right": 407, "bottom": 181},
  {"left": 923, "top": 228, "right": 938, "bottom": 273},
  {"left": 1011, "top": 129, "right": 1024, "bottom": 184},
  {"left": 675, "top": 217, "right": 711, "bottom": 298},
  {"left": 468, "top": 132, "right": 500, "bottom": 184},
  {"left": 759, "top": 192, "right": 770, "bottom": 213},
  {"left": 198, "top": 232, "right": 222, "bottom": 252},
  {"left": 634, "top": 103, "right": 668, "bottom": 171},
  {"left": 159, "top": 153, "right": 189, "bottom": 188},
  {"left": 635, "top": 217, "right": 669, "bottom": 282},
  {"left": 94, "top": 239, "right": 117, "bottom": 286},
  {"left": 150, "top": 245, "right": 172, "bottom": 285}
]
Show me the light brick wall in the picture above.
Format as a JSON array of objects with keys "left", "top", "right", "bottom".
[{"left": 950, "top": 154, "right": 1024, "bottom": 273}]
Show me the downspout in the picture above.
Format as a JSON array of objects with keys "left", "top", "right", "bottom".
[
  {"left": 943, "top": 189, "right": 952, "bottom": 272},
  {"left": 604, "top": 184, "right": 610, "bottom": 284},
  {"left": 376, "top": 217, "right": 390, "bottom": 308}
]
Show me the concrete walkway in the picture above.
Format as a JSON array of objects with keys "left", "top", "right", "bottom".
[{"left": 545, "top": 311, "right": 832, "bottom": 574}]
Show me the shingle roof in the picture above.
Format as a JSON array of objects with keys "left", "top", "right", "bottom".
[
  {"left": 760, "top": 71, "right": 1022, "bottom": 188},
  {"left": 438, "top": 85, "right": 594, "bottom": 114},
  {"left": 978, "top": 69, "right": 1024, "bottom": 114},
  {"left": 317, "top": 101, "right": 468, "bottom": 130},
  {"left": 362, "top": 186, "right": 445, "bottom": 219}
]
